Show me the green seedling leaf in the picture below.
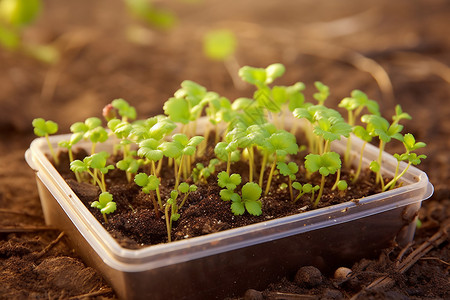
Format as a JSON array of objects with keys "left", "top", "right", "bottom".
[
  {"left": 305, "top": 152, "right": 341, "bottom": 176},
  {"left": 240, "top": 182, "right": 262, "bottom": 216},
  {"left": 353, "top": 126, "right": 372, "bottom": 142},
  {"left": 178, "top": 182, "right": 190, "bottom": 194},
  {"left": 238, "top": 66, "right": 267, "bottom": 87},
  {"left": 116, "top": 156, "right": 141, "bottom": 175},
  {"left": 163, "top": 97, "right": 191, "bottom": 124},
  {"left": 403, "top": 133, "right": 426, "bottom": 152},
  {"left": 91, "top": 191, "right": 117, "bottom": 214},
  {"left": 220, "top": 189, "right": 240, "bottom": 202},
  {"left": 393, "top": 104, "right": 412, "bottom": 124},
  {"left": 138, "top": 138, "right": 164, "bottom": 161},
  {"left": 124, "top": 0, "right": 176, "bottom": 30},
  {"left": 337, "top": 180, "right": 348, "bottom": 191},
  {"left": 313, "top": 81, "right": 329, "bottom": 105},
  {"left": 0, "top": 0, "right": 41, "bottom": 27},
  {"left": 266, "top": 130, "right": 298, "bottom": 157},
  {"left": 32, "top": 118, "right": 58, "bottom": 136},
  {"left": 265, "top": 63, "right": 285, "bottom": 84},
  {"left": 369, "top": 161, "right": 380, "bottom": 173},
  {"left": 203, "top": 29, "right": 237, "bottom": 61},
  {"left": 217, "top": 171, "right": 241, "bottom": 190},
  {"left": 111, "top": 98, "right": 136, "bottom": 121},
  {"left": 231, "top": 201, "right": 245, "bottom": 215},
  {"left": 277, "top": 162, "right": 298, "bottom": 180}
]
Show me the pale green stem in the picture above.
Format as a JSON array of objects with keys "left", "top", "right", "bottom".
[
  {"left": 102, "top": 213, "right": 108, "bottom": 224},
  {"left": 179, "top": 192, "right": 190, "bottom": 210},
  {"left": 87, "top": 170, "right": 105, "bottom": 192},
  {"left": 331, "top": 168, "right": 341, "bottom": 191},
  {"left": 376, "top": 140, "right": 385, "bottom": 186},
  {"left": 264, "top": 154, "right": 277, "bottom": 196},
  {"left": 313, "top": 175, "right": 326, "bottom": 208},
  {"left": 288, "top": 177, "right": 293, "bottom": 202},
  {"left": 45, "top": 134, "right": 59, "bottom": 165},
  {"left": 323, "top": 139, "right": 330, "bottom": 154},
  {"left": 259, "top": 153, "right": 268, "bottom": 187},
  {"left": 383, "top": 162, "right": 411, "bottom": 191},
  {"left": 352, "top": 141, "right": 367, "bottom": 184},
  {"left": 175, "top": 155, "right": 184, "bottom": 190},
  {"left": 165, "top": 203, "right": 172, "bottom": 243},
  {"left": 248, "top": 146, "right": 254, "bottom": 182},
  {"left": 151, "top": 161, "right": 163, "bottom": 209}
]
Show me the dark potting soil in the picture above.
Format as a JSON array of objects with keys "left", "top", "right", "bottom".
[{"left": 55, "top": 142, "right": 384, "bottom": 249}]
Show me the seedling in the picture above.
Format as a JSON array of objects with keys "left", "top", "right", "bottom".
[
  {"left": 32, "top": 118, "right": 59, "bottom": 165},
  {"left": 134, "top": 172, "right": 161, "bottom": 218},
  {"left": 276, "top": 162, "right": 299, "bottom": 201},
  {"left": 383, "top": 133, "right": 426, "bottom": 191},
  {"left": 124, "top": 0, "right": 176, "bottom": 30},
  {"left": 292, "top": 182, "right": 320, "bottom": 203},
  {"left": 137, "top": 138, "right": 163, "bottom": 208},
  {"left": 91, "top": 191, "right": 116, "bottom": 224},
  {"left": 351, "top": 125, "right": 373, "bottom": 183},
  {"left": 192, "top": 158, "right": 220, "bottom": 184},
  {"left": 177, "top": 182, "right": 197, "bottom": 210},
  {"left": 220, "top": 181, "right": 262, "bottom": 216},
  {"left": 0, "top": 0, "right": 58, "bottom": 63},
  {"left": 217, "top": 171, "right": 242, "bottom": 190},
  {"left": 71, "top": 117, "right": 109, "bottom": 155},
  {"left": 70, "top": 151, "right": 114, "bottom": 193},
  {"left": 361, "top": 105, "right": 409, "bottom": 189},
  {"left": 58, "top": 132, "right": 84, "bottom": 182},
  {"left": 117, "top": 153, "right": 143, "bottom": 182},
  {"left": 339, "top": 90, "right": 379, "bottom": 167},
  {"left": 263, "top": 130, "right": 298, "bottom": 196},
  {"left": 313, "top": 81, "right": 329, "bottom": 106},
  {"left": 304, "top": 152, "right": 342, "bottom": 207},
  {"left": 214, "top": 140, "right": 240, "bottom": 175}
]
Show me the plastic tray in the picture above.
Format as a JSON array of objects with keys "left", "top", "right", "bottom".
[{"left": 26, "top": 133, "right": 433, "bottom": 300}]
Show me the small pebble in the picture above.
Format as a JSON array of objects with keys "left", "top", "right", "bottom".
[
  {"left": 294, "top": 266, "right": 322, "bottom": 287},
  {"left": 334, "top": 267, "right": 352, "bottom": 280},
  {"left": 244, "top": 289, "right": 263, "bottom": 300}
]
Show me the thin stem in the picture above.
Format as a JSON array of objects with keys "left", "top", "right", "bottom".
[
  {"left": 102, "top": 213, "right": 108, "bottom": 224},
  {"left": 313, "top": 175, "right": 326, "bottom": 208},
  {"left": 164, "top": 203, "right": 171, "bottom": 243},
  {"left": 376, "top": 140, "right": 385, "bottom": 185},
  {"left": 383, "top": 162, "right": 411, "bottom": 191},
  {"left": 179, "top": 192, "right": 190, "bottom": 210},
  {"left": 226, "top": 152, "right": 231, "bottom": 175},
  {"left": 352, "top": 141, "right": 367, "bottom": 184},
  {"left": 149, "top": 192, "right": 160, "bottom": 218},
  {"left": 175, "top": 155, "right": 184, "bottom": 190},
  {"left": 331, "top": 168, "right": 341, "bottom": 191},
  {"left": 151, "top": 161, "right": 163, "bottom": 209},
  {"left": 288, "top": 177, "right": 293, "bottom": 202},
  {"left": 264, "top": 154, "right": 277, "bottom": 196},
  {"left": 45, "top": 134, "right": 59, "bottom": 165},
  {"left": 259, "top": 153, "right": 268, "bottom": 187},
  {"left": 156, "top": 159, "right": 163, "bottom": 176},
  {"left": 248, "top": 146, "right": 254, "bottom": 182}
]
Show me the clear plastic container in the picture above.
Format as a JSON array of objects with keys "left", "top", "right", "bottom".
[{"left": 25, "top": 133, "right": 433, "bottom": 300}]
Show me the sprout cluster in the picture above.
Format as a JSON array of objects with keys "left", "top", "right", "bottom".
[{"left": 33, "top": 63, "right": 426, "bottom": 243}]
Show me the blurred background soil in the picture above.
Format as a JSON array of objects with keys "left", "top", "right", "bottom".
[{"left": 0, "top": 0, "right": 448, "bottom": 299}]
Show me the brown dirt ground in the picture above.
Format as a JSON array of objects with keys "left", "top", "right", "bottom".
[{"left": 0, "top": 0, "right": 449, "bottom": 299}]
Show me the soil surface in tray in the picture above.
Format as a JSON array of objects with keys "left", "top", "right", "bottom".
[
  {"left": 1, "top": 0, "right": 449, "bottom": 299},
  {"left": 55, "top": 143, "right": 382, "bottom": 248}
]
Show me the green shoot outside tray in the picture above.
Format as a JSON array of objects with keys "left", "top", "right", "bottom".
[{"left": 33, "top": 63, "right": 427, "bottom": 243}]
